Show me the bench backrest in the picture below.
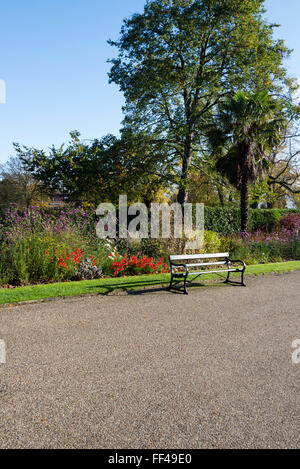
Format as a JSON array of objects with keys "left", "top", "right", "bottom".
[{"left": 170, "top": 252, "right": 229, "bottom": 263}]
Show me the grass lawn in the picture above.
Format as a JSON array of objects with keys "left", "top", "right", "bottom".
[{"left": 0, "top": 261, "right": 299, "bottom": 305}]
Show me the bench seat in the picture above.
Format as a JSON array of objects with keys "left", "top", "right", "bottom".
[
  {"left": 168, "top": 252, "right": 246, "bottom": 294},
  {"left": 173, "top": 268, "right": 242, "bottom": 276}
]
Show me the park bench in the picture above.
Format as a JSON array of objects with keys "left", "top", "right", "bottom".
[{"left": 168, "top": 252, "right": 246, "bottom": 294}]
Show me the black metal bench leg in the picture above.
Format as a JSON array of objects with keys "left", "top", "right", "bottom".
[
  {"left": 225, "top": 270, "right": 231, "bottom": 283},
  {"left": 167, "top": 274, "right": 174, "bottom": 291},
  {"left": 241, "top": 269, "right": 246, "bottom": 287},
  {"left": 183, "top": 274, "right": 188, "bottom": 294}
]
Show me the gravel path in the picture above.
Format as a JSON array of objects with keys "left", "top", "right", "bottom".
[{"left": 0, "top": 272, "right": 299, "bottom": 449}]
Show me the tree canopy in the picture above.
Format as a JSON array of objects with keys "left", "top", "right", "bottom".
[
  {"left": 16, "top": 130, "right": 171, "bottom": 207},
  {"left": 109, "top": 0, "right": 296, "bottom": 203}
]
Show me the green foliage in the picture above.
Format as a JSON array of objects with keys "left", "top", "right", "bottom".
[
  {"left": 140, "top": 238, "right": 164, "bottom": 258},
  {"left": 16, "top": 131, "right": 170, "bottom": 207},
  {"left": 250, "top": 209, "right": 282, "bottom": 232},
  {"left": 201, "top": 230, "right": 222, "bottom": 253},
  {"left": 204, "top": 207, "right": 299, "bottom": 234},
  {"left": 249, "top": 179, "right": 277, "bottom": 207},
  {"left": 204, "top": 207, "right": 241, "bottom": 235},
  {"left": 210, "top": 91, "right": 288, "bottom": 187}
]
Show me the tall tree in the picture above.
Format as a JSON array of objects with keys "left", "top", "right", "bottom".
[
  {"left": 0, "top": 157, "right": 44, "bottom": 209},
  {"left": 16, "top": 131, "right": 171, "bottom": 207},
  {"left": 207, "top": 91, "right": 287, "bottom": 231},
  {"left": 108, "top": 0, "right": 295, "bottom": 204}
]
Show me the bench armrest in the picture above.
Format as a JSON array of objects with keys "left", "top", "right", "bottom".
[{"left": 228, "top": 258, "right": 246, "bottom": 270}]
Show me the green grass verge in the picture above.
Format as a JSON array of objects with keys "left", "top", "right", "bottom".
[{"left": 1, "top": 261, "right": 300, "bottom": 305}]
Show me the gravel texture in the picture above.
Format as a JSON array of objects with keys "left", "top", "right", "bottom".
[{"left": 0, "top": 272, "right": 299, "bottom": 449}]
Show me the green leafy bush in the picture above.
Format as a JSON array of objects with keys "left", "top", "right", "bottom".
[
  {"left": 250, "top": 209, "right": 281, "bottom": 232},
  {"left": 201, "top": 231, "right": 222, "bottom": 253},
  {"left": 204, "top": 207, "right": 240, "bottom": 234}
]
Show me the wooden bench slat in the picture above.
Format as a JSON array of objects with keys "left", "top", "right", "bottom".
[
  {"left": 175, "top": 261, "right": 227, "bottom": 268},
  {"left": 187, "top": 268, "right": 242, "bottom": 275}
]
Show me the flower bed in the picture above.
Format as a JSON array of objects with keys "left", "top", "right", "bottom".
[
  {"left": 0, "top": 205, "right": 299, "bottom": 286},
  {"left": 232, "top": 216, "right": 300, "bottom": 264},
  {"left": 110, "top": 253, "right": 169, "bottom": 277}
]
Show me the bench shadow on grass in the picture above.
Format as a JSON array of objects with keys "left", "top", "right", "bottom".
[
  {"left": 87, "top": 278, "right": 171, "bottom": 295},
  {"left": 88, "top": 273, "right": 244, "bottom": 296}
]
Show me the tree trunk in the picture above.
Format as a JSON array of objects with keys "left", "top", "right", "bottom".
[
  {"left": 177, "top": 134, "right": 192, "bottom": 205},
  {"left": 240, "top": 176, "right": 249, "bottom": 232},
  {"left": 217, "top": 185, "right": 224, "bottom": 207}
]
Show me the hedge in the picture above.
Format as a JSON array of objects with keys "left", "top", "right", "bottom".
[
  {"left": 1, "top": 205, "right": 298, "bottom": 237},
  {"left": 204, "top": 207, "right": 299, "bottom": 234}
]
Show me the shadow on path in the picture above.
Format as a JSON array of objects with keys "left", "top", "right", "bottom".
[{"left": 86, "top": 274, "right": 243, "bottom": 295}]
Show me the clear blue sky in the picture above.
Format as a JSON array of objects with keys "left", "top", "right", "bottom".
[{"left": 0, "top": 0, "right": 299, "bottom": 163}]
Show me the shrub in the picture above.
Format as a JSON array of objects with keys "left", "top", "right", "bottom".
[
  {"left": 250, "top": 209, "right": 281, "bottom": 232},
  {"left": 277, "top": 213, "right": 300, "bottom": 232},
  {"left": 141, "top": 238, "right": 164, "bottom": 257},
  {"left": 201, "top": 231, "right": 222, "bottom": 253},
  {"left": 204, "top": 207, "right": 240, "bottom": 234}
]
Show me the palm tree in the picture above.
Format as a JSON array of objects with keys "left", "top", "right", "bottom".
[{"left": 207, "top": 91, "right": 286, "bottom": 232}]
